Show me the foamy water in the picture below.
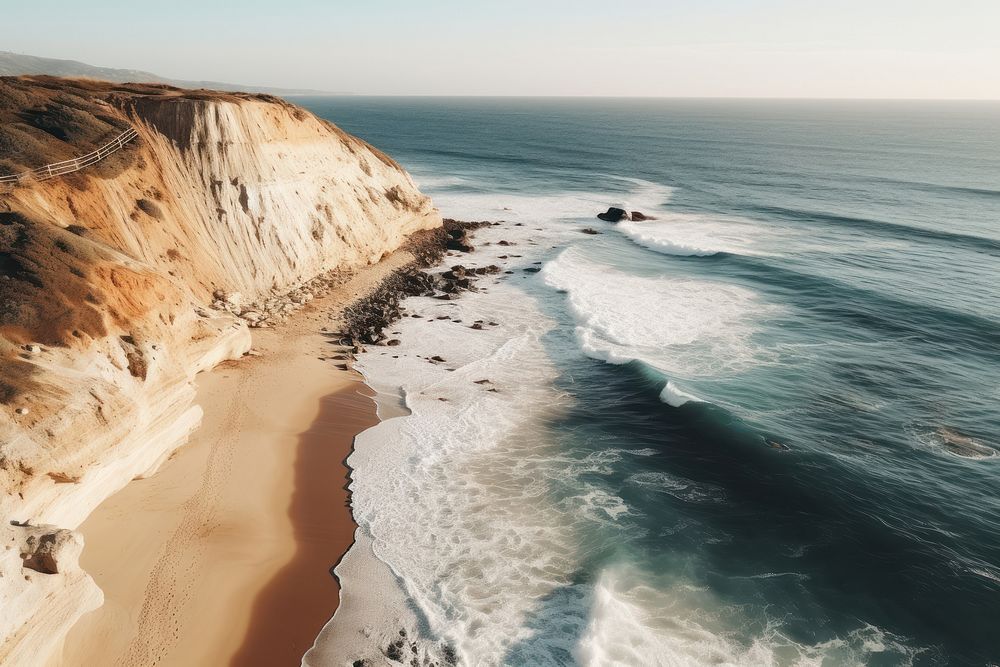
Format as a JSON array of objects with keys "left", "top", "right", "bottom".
[
  {"left": 304, "top": 97, "right": 1000, "bottom": 665},
  {"left": 617, "top": 213, "right": 773, "bottom": 257},
  {"left": 540, "top": 246, "right": 780, "bottom": 413},
  {"left": 345, "top": 218, "right": 582, "bottom": 663},
  {"left": 325, "top": 183, "right": 916, "bottom": 665}
]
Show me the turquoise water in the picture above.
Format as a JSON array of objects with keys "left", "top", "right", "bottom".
[{"left": 302, "top": 98, "right": 1000, "bottom": 665}]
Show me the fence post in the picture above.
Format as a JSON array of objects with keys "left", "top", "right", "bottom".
[{"left": 0, "top": 127, "right": 134, "bottom": 182}]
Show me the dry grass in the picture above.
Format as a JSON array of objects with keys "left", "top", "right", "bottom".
[{"left": 0, "top": 75, "right": 285, "bottom": 175}]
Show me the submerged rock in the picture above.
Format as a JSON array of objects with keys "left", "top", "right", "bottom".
[
  {"left": 936, "top": 427, "right": 997, "bottom": 459},
  {"left": 630, "top": 211, "right": 655, "bottom": 221}
]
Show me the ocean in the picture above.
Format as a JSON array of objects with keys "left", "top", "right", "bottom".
[{"left": 299, "top": 97, "right": 1000, "bottom": 666}]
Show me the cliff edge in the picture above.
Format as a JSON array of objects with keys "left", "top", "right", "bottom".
[{"left": 0, "top": 76, "right": 440, "bottom": 665}]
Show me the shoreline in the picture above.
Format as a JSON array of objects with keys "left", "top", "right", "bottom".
[
  {"left": 52, "top": 253, "right": 411, "bottom": 667},
  {"left": 231, "top": 382, "right": 378, "bottom": 666}
]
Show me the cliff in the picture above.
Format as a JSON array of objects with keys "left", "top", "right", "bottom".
[{"left": 0, "top": 76, "right": 440, "bottom": 664}]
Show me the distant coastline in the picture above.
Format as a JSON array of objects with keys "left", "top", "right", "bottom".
[{"left": 0, "top": 50, "right": 350, "bottom": 96}]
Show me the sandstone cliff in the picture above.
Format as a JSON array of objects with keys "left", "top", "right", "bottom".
[{"left": 0, "top": 76, "right": 440, "bottom": 665}]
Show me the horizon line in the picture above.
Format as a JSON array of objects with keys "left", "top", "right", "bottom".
[{"left": 286, "top": 93, "right": 1000, "bottom": 102}]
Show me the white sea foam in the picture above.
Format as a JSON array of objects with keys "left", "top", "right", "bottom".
[
  {"left": 573, "top": 568, "right": 777, "bottom": 667},
  {"left": 572, "top": 567, "right": 921, "bottom": 667},
  {"left": 618, "top": 210, "right": 773, "bottom": 257},
  {"left": 660, "top": 381, "right": 703, "bottom": 407},
  {"left": 341, "top": 218, "right": 592, "bottom": 663},
  {"left": 570, "top": 488, "right": 631, "bottom": 523},
  {"left": 543, "top": 247, "right": 774, "bottom": 407}
]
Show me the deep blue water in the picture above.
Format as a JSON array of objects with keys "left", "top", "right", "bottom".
[{"left": 302, "top": 97, "right": 1000, "bottom": 665}]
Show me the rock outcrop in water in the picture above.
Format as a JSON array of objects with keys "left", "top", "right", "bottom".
[
  {"left": 0, "top": 75, "right": 440, "bottom": 665},
  {"left": 597, "top": 206, "right": 628, "bottom": 222},
  {"left": 595, "top": 208, "right": 655, "bottom": 222}
]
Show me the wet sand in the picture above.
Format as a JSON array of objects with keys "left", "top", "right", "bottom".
[
  {"left": 231, "top": 385, "right": 377, "bottom": 666},
  {"left": 52, "top": 252, "right": 412, "bottom": 667}
]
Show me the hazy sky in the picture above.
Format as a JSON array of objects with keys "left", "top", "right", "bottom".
[{"left": 5, "top": 1, "right": 999, "bottom": 98}]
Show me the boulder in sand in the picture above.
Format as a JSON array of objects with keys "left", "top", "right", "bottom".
[{"left": 19, "top": 525, "right": 84, "bottom": 574}]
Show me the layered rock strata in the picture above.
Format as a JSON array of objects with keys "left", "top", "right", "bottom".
[{"left": 0, "top": 76, "right": 440, "bottom": 665}]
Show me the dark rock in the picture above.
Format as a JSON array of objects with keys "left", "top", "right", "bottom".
[
  {"left": 523, "top": 267, "right": 541, "bottom": 273},
  {"left": 430, "top": 355, "right": 446, "bottom": 362},
  {"left": 446, "top": 227, "right": 475, "bottom": 252},
  {"left": 470, "top": 323, "right": 484, "bottom": 330},
  {"left": 630, "top": 211, "right": 655, "bottom": 221},
  {"left": 580, "top": 227, "right": 601, "bottom": 235},
  {"left": 341, "top": 221, "right": 493, "bottom": 344},
  {"left": 386, "top": 339, "right": 401, "bottom": 346},
  {"left": 597, "top": 207, "right": 628, "bottom": 222},
  {"left": 386, "top": 639, "right": 405, "bottom": 661}
]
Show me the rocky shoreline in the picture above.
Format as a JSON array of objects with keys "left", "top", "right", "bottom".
[
  {"left": 204, "top": 220, "right": 497, "bottom": 336},
  {"left": 339, "top": 219, "right": 499, "bottom": 349}
]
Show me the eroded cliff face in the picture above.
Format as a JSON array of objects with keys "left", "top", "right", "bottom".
[{"left": 0, "top": 77, "right": 440, "bottom": 665}]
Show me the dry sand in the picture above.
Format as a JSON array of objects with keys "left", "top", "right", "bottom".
[{"left": 50, "top": 251, "right": 414, "bottom": 667}]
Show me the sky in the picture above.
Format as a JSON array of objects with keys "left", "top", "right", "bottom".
[{"left": 4, "top": 0, "right": 999, "bottom": 98}]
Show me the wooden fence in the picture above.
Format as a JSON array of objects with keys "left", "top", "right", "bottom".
[{"left": 0, "top": 127, "right": 139, "bottom": 185}]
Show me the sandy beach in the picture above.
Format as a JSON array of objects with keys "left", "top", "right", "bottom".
[{"left": 49, "top": 253, "right": 413, "bottom": 667}]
